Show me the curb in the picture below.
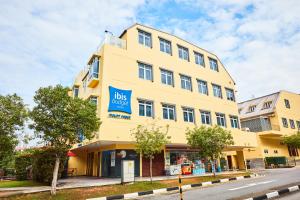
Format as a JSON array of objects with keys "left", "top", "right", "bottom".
[
  {"left": 87, "top": 174, "right": 259, "bottom": 200},
  {"left": 244, "top": 185, "right": 300, "bottom": 200}
]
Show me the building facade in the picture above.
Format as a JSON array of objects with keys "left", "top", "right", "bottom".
[
  {"left": 239, "top": 91, "right": 300, "bottom": 167},
  {"left": 68, "top": 24, "right": 257, "bottom": 177}
]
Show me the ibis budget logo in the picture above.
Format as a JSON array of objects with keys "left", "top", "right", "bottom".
[{"left": 108, "top": 86, "right": 132, "bottom": 114}]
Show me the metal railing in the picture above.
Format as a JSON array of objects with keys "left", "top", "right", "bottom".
[{"left": 97, "top": 33, "right": 126, "bottom": 52}]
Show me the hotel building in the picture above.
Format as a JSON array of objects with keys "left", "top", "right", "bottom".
[{"left": 68, "top": 23, "right": 257, "bottom": 177}]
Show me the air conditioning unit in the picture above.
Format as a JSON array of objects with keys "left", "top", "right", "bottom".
[{"left": 242, "top": 127, "right": 250, "bottom": 132}]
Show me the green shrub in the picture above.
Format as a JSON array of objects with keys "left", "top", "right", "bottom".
[
  {"left": 15, "top": 153, "right": 33, "bottom": 180},
  {"left": 32, "top": 148, "right": 67, "bottom": 184},
  {"left": 265, "top": 156, "right": 287, "bottom": 165}
]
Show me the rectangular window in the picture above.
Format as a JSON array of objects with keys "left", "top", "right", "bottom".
[
  {"left": 138, "top": 30, "right": 151, "bottom": 47},
  {"left": 194, "top": 52, "right": 204, "bottom": 66},
  {"left": 138, "top": 62, "right": 152, "bottom": 81},
  {"left": 216, "top": 113, "right": 226, "bottom": 127},
  {"left": 290, "top": 119, "right": 295, "bottom": 129},
  {"left": 197, "top": 80, "right": 208, "bottom": 95},
  {"left": 88, "top": 57, "right": 99, "bottom": 81},
  {"left": 73, "top": 86, "right": 79, "bottom": 98},
  {"left": 262, "top": 101, "right": 272, "bottom": 109},
  {"left": 209, "top": 58, "right": 218, "bottom": 71},
  {"left": 161, "top": 69, "right": 173, "bottom": 86},
  {"left": 183, "top": 107, "right": 194, "bottom": 123},
  {"left": 89, "top": 96, "right": 97, "bottom": 105},
  {"left": 200, "top": 110, "right": 211, "bottom": 125},
  {"left": 180, "top": 75, "right": 192, "bottom": 91},
  {"left": 178, "top": 45, "right": 189, "bottom": 61},
  {"left": 296, "top": 121, "right": 300, "bottom": 130},
  {"left": 248, "top": 105, "right": 256, "bottom": 112},
  {"left": 264, "top": 149, "right": 268, "bottom": 154},
  {"left": 162, "top": 104, "right": 176, "bottom": 120},
  {"left": 230, "top": 115, "right": 239, "bottom": 128},
  {"left": 225, "top": 88, "right": 235, "bottom": 101},
  {"left": 282, "top": 118, "right": 288, "bottom": 128},
  {"left": 159, "top": 38, "right": 171, "bottom": 55},
  {"left": 138, "top": 100, "right": 153, "bottom": 117},
  {"left": 284, "top": 99, "right": 290, "bottom": 108},
  {"left": 212, "top": 84, "right": 222, "bottom": 98},
  {"left": 288, "top": 146, "right": 299, "bottom": 157}
]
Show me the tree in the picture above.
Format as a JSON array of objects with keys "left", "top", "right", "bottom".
[
  {"left": 0, "top": 94, "right": 27, "bottom": 169},
  {"left": 283, "top": 132, "right": 300, "bottom": 149},
  {"left": 131, "top": 123, "right": 170, "bottom": 183},
  {"left": 186, "top": 125, "right": 234, "bottom": 176},
  {"left": 30, "top": 85, "right": 100, "bottom": 195}
]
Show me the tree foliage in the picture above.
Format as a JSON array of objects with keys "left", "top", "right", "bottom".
[
  {"left": 186, "top": 125, "right": 234, "bottom": 161},
  {"left": 283, "top": 131, "right": 300, "bottom": 148},
  {"left": 0, "top": 94, "right": 27, "bottom": 168}
]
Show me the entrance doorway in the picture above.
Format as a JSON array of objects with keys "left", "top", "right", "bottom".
[
  {"left": 227, "top": 156, "right": 233, "bottom": 170},
  {"left": 86, "top": 152, "right": 94, "bottom": 176}
]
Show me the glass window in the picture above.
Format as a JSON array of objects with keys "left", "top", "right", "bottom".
[
  {"left": 160, "top": 38, "right": 171, "bottom": 54},
  {"left": 284, "top": 99, "right": 290, "bottom": 108},
  {"left": 162, "top": 104, "right": 176, "bottom": 120},
  {"left": 230, "top": 116, "right": 239, "bottom": 128},
  {"left": 209, "top": 58, "right": 218, "bottom": 71},
  {"left": 89, "top": 96, "right": 97, "bottom": 105},
  {"left": 290, "top": 119, "right": 295, "bottom": 129},
  {"left": 212, "top": 84, "right": 222, "bottom": 98},
  {"left": 73, "top": 86, "right": 79, "bottom": 98},
  {"left": 180, "top": 75, "right": 192, "bottom": 91},
  {"left": 138, "top": 62, "right": 152, "bottom": 81},
  {"left": 262, "top": 101, "right": 272, "bottom": 109},
  {"left": 161, "top": 69, "right": 173, "bottom": 86},
  {"left": 197, "top": 80, "right": 208, "bottom": 95},
  {"left": 216, "top": 113, "right": 226, "bottom": 127},
  {"left": 138, "top": 100, "right": 153, "bottom": 117},
  {"left": 138, "top": 30, "right": 151, "bottom": 47},
  {"left": 296, "top": 121, "right": 300, "bottom": 130},
  {"left": 194, "top": 52, "right": 204, "bottom": 66},
  {"left": 178, "top": 45, "right": 189, "bottom": 61},
  {"left": 200, "top": 110, "right": 211, "bottom": 125},
  {"left": 88, "top": 57, "right": 99, "bottom": 81},
  {"left": 248, "top": 105, "right": 256, "bottom": 112},
  {"left": 282, "top": 118, "right": 288, "bottom": 128},
  {"left": 264, "top": 149, "right": 268, "bottom": 154},
  {"left": 226, "top": 88, "right": 235, "bottom": 101},
  {"left": 183, "top": 108, "right": 194, "bottom": 123}
]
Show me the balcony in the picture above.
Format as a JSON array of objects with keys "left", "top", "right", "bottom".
[
  {"left": 87, "top": 57, "right": 99, "bottom": 88},
  {"left": 97, "top": 32, "right": 126, "bottom": 52}
]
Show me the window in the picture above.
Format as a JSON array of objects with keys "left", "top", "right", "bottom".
[
  {"left": 209, "top": 58, "right": 218, "bottom": 71},
  {"left": 88, "top": 57, "right": 99, "bottom": 81},
  {"left": 248, "top": 105, "right": 256, "bottom": 112},
  {"left": 162, "top": 104, "right": 176, "bottom": 120},
  {"left": 200, "top": 110, "right": 211, "bottom": 125},
  {"left": 226, "top": 88, "right": 235, "bottom": 101},
  {"left": 288, "top": 146, "right": 299, "bottom": 157},
  {"left": 138, "top": 30, "right": 151, "bottom": 47},
  {"left": 212, "top": 84, "right": 222, "bottom": 98},
  {"left": 194, "top": 52, "right": 204, "bottom": 66},
  {"left": 138, "top": 100, "right": 153, "bottom": 117},
  {"left": 290, "top": 119, "right": 295, "bottom": 129},
  {"left": 296, "top": 121, "right": 300, "bottom": 130},
  {"left": 197, "top": 80, "right": 208, "bottom": 95},
  {"left": 183, "top": 107, "right": 194, "bottom": 123},
  {"left": 230, "top": 116, "right": 239, "bottom": 128},
  {"left": 73, "top": 86, "right": 79, "bottom": 98},
  {"left": 264, "top": 149, "right": 268, "bottom": 154},
  {"left": 262, "top": 101, "right": 272, "bottom": 109},
  {"left": 89, "top": 96, "right": 97, "bottom": 105},
  {"left": 274, "top": 150, "right": 278, "bottom": 154},
  {"left": 284, "top": 99, "right": 290, "bottom": 108},
  {"left": 216, "top": 113, "right": 226, "bottom": 127},
  {"left": 180, "top": 75, "right": 192, "bottom": 91},
  {"left": 282, "top": 118, "right": 288, "bottom": 128},
  {"left": 178, "top": 45, "right": 189, "bottom": 61},
  {"left": 138, "top": 62, "right": 152, "bottom": 81},
  {"left": 159, "top": 38, "right": 171, "bottom": 54},
  {"left": 161, "top": 69, "right": 173, "bottom": 86}
]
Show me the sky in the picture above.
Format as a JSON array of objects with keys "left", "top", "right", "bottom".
[{"left": 1, "top": 0, "right": 300, "bottom": 108}]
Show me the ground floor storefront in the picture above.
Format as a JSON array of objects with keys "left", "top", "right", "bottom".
[{"left": 68, "top": 141, "right": 251, "bottom": 178}]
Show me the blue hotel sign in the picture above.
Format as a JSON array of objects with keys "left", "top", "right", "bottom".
[{"left": 108, "top": 86, "right": 132, "bottom": 114}]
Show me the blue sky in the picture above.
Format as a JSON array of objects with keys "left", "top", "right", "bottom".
[{"left": 1, "top": 0, "right": 300, "bottom": 108}]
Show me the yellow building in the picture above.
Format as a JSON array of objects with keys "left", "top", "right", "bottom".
[
  {"left": 239, "top": 90, "right": 300, "bottom": 167},
  {"left": 68, "top": 23, "right": 257, "bottom": 177}
]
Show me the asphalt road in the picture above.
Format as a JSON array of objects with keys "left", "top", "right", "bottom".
[{"left": 142, "top": 167, "right": 300, "bottom": 200}]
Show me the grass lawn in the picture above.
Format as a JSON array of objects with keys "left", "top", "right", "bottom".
[
  {"left": 5, "top": 172, "right": 250, "bottom": 200},
  {"left": 0, "top": 180, "right": 45, "bottom": 188}
]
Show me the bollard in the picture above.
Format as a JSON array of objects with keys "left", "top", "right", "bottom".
[{"left": 178, "top": 174, "right": 183, "bottom": 200}]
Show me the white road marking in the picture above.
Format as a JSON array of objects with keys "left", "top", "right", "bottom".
[{"left": 228, "top": 180, "right": 276, "bottom": 191}]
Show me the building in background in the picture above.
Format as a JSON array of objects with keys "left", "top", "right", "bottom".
[
  {"left": 239, "top": 91, "right": 300, "bottom": 167},
  {"left": 68, "top": 23, "right": 258, "bottom": 178}
]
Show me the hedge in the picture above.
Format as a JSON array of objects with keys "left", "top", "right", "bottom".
[
  {"left": 265, "top": 156, "right": 287, "bottom": 166},
  {"left": 15, "top": 153, "right": 33, "bottom": 180}
]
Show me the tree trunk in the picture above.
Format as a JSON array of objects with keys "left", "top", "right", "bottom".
[
  {"left": 212, "top": 160, "right": 216, "bottom": 177},
  {"left": 149, "top": 157, "right": 153, "bottom": 183},
  {"left": 51, "top": 157, "right": 60, "bottom": 195}
]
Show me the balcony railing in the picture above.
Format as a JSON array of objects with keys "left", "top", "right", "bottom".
[{"left": 97, "top": 33, "right": 126, "bottom": 52}]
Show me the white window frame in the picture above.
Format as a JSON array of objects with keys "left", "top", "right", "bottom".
[
  {"left": 162, "top": 104, "right": 176, "bottom": 120},
  {"left": 200, "top": 110, "right": 211, "bottom": 125},
  {"left": 138, "top": 29, "right": 152, "bottom": 47},
  {"left": 209, "top": 58, "right": 218, "bottom": 71},
  {"left": 212, "top": 84, "right": 222, "bottom": 98},
  {"left": 226, "top": 88, "right": 235, "bottom": 101},
  {"left": 178, "top": 45, "right": 189, "bottom": 61},
  {"left": 194, "top": 51, "right": 204, "bottom": 66},
  {"left": 73, "top": 86, "right": 79, "bottom": 98},
  {"left": 180, "top": 75, "right": 192, "bottom": 91},
  {"left": 216, "top": 113, "right": 226, "bottom": 127},
  {"left": 290, "top": 119, "right": 295, "bottom": 129},
  {"left": 138, "top": 99, "right": 153, "bottom": 117},
  {"left": 282, "top": 118, "right": 288, "bottom": 128},
  {"left": 89, "top": 96, "right": 98, "bottom": 105},
  {"left": 230, "top": 115, "right": 239, "bottom": 128},
  {"left": 183, "top": 107, "right": 194, "bottom": 123},
  {"left": 138, "top": 62, "right": 153, "bottom": 81},
  {"left": 197, "top": 80, "right": 208, "bottom": 95},
  {"left": 161, "top": 69, "right": 173, "bottom": 86},
  {"left": 159, "top": 38, "right": 172, "bottom": 55}
]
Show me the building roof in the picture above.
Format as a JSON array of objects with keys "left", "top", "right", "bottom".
[
  {"left": 238, "top": 92, "right": 280, "bottom": 119},
  {"left": 119, "top": 23, "right": 236, "bottom": 85}
]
